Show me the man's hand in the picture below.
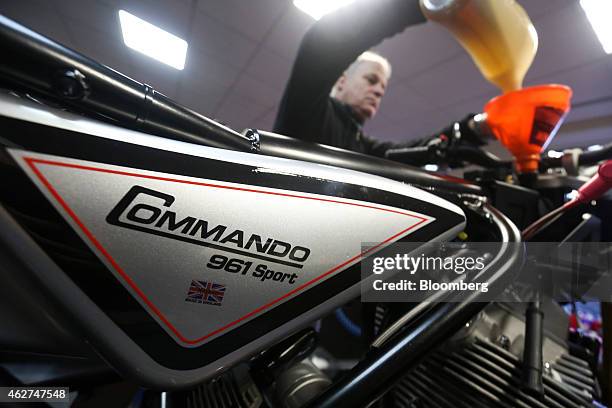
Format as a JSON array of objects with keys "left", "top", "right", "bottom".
[{"left": 436, "top": 113, "right": 491, "bottom": 148}]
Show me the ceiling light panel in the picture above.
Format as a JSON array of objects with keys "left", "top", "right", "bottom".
[
  {"left": 580, "top": 0, "right": 612, "bottom": 54},
  {"left": 118, "top": 10, "right": 188, "bottom": 70},
  {"left": 293, "top": 0, "right": 356, "bottom": 21}
]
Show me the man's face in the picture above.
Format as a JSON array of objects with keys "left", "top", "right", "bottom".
[{"left": 335, "top": 60, "right": 388, "bottom": 122}]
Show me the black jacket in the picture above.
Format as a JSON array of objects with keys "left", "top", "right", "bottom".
[{"left": 274, "top": 0, "right": 427, "bottom": 157}]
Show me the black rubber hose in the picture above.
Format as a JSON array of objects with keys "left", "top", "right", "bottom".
[{"left": 522, "top": 295, "right": 544, "bottom": 396}]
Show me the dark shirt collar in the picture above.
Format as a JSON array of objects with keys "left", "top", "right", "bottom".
[{"left": 331, "top": 97, "right": 365, "bottom": 128}]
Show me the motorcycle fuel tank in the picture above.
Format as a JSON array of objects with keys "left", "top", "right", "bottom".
[{"left": 0, "top": 92, "right": 465, "bottom": 388}]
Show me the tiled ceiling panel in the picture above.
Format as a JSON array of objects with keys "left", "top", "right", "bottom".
[
  {"left": 243, "top": 47, "right": 292, "bottom": 92},
  {"left": 214, "top": 89, "right": 272, "bottom": 132},
  {"left": 62, "top": 15, "right": 129, "bottom": 72},
  {"left": 0, "top": 0, "right": 73, "bottom": 46},
  {"left": 177, "top": 85, "right": 224, "bottom": 120},
  {"left": 54, "top": 0, "right": 119, "bottom": 37},
  {"left": 371, "top": 81, "right": 438, "bottom": 122},
  {"left": 526, "top": 1, "right": 607, "bottom": 81},
  {"left": 519, "top": 0, "right": 573, "bottom": 20},
  {"left": 374, "top": 23, "right": 464, "bottom": 81},
  {"left": 543, "top": 58, "right": 612, "bottom": 107},
  {"left": 197, "top": 0, "right": 287, "bottom": 42},
  {"left": 261, "top": 5, "right": 312, "bottom": 60},
  {"left": 181, "top": 48, "right": 242, "bottom": 94},
  {"left": 190, "top": 10, "right": 258, "bottom": 69},
  {"left": 405, "top": 54, "right": 499, "bottom": 109},
  {"left": 250, "top": 107, "right": 277, "bottom": 132}
]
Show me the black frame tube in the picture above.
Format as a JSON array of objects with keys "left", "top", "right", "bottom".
[
  {"left": 257, "top": 130, "right": 483, "bottom": 195},
  {"left": 0, "top": 15, "right": 254, "bottom": 152}
]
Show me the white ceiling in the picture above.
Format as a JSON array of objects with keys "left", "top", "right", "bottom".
[{"left": 1, "top": 0, "right": 611, "bottom": 152}]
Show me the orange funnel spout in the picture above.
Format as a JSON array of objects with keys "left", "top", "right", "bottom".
[{"left": 484, "top": 84, "right": 572, "bottom": 173}]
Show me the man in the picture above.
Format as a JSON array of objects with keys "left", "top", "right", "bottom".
[
  {"left": 331, "top": 51, "right": 390, "bottom": 126},
  {"left": 274, "top": 0, "right": 428, "bottom": 157}
]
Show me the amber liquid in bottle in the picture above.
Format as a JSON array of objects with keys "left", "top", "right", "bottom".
[{"left": 420, "top": 0, "right": 538, "bottom": 93}]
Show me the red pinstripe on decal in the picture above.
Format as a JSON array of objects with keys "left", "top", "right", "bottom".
[{"left": 24, "top": 157, "right": 430, "bottom": 345}]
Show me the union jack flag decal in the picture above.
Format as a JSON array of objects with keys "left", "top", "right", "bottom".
[{"left": 185, "top": 280, "right": 227, "bottom": 306}]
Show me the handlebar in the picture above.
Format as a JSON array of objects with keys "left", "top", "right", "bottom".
[
  {"left": 540, "top": 142, "right": 612, "bottom": 170},
  {"left": 385, "top": 144, "right": 511, "bottom": 169},
  {"left": 581, "top": 143, "right": 612, "bottom": 165},
  {"left": 384, "top": 145, "right": 433, "bottom": 165},
  {"left": 387, "top": 112, "right": 612, "bottom": 173},
  {"left": 385, "top": 114, "right": 512, "bottom": 169}
]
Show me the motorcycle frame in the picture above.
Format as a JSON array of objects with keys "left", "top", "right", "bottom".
[{"left": 0, "top": 14, "right": 523, "bottom": 405}]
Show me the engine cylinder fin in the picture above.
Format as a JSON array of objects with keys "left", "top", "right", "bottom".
[
  {"left": 457, "top": 349, "right": 571, "bottom": 408},
  {"left": 411, "top": 368, "right": 483, "bottom": 408},
  {"left": 450, "top": 351, "right": 551, "bottom": 408},
  {"left": 468, "top": 342, "right": 520, "bottom": 372},
  {"left": 389, "top": 337, "right": 597, "bottom": 408},
  {"left": 555, "top": 359, "right": 594, "bottom": 379},
  {"left": 542, "top": 375, "right": 592, "bottom": 407},
  {"left": 402, "top": 375, "right": 447, "bottom": 408},
  {"left": 560, "top": 354, "right": 591, "bottom": 368},
  {"left": 554, "top": 373, "right": 593, "bottom": 400},
  {"left": 552, "top": 363, "right": 595, "bottom": 387},
  {"left": 461, "top": 348, "right": 518, "bottom": 382},
  {"left": 420, "top": 364, "right": 493, "bottom": 408},
  {"left": 426, "top": 355, "right": 519, "bottom": 408}
]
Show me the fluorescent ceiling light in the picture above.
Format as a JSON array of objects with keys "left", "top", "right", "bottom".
[
  {"left": 118, "top": 10, "right": 188, "bottom": 70},
  {"left": 293, "top": 0, "right": 356, "bottom": 20},
  {"left": 579, "top": 0, "right": 612, "bottom": 54}
]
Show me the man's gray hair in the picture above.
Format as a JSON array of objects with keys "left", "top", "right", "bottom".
[
  {"left": 346, "top": 51, "right": 392, "bottom": 79},
  {"left": 330, "top": 51, "right": 392, "bottom": 98}
]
